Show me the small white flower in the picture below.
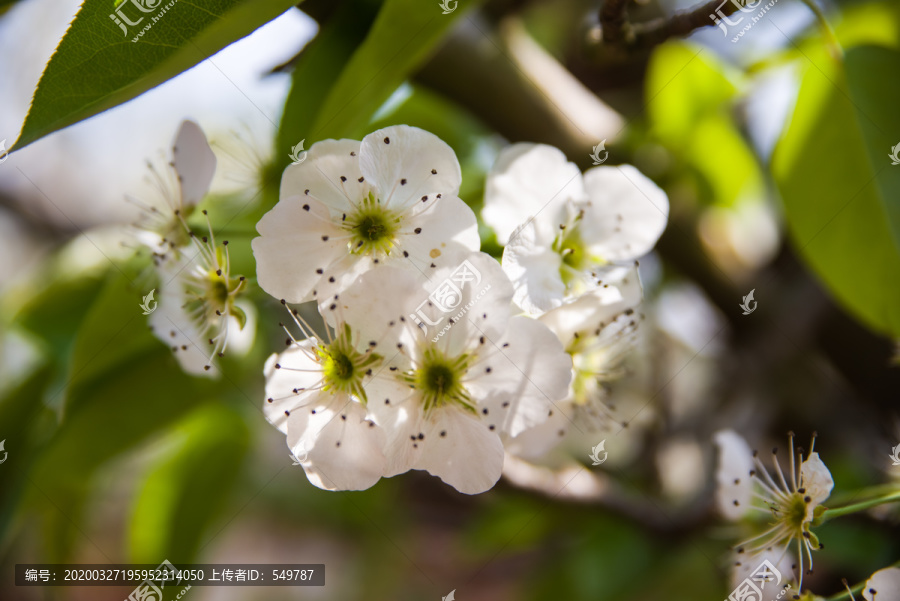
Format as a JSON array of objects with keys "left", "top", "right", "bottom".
[
  {"left": 252, "top": 125, "right": 480, "bottom": 307},
  {"left": 149, "top": 221, "right": 251, "bottom": 377},
  {"left": 484, "top": 143, "right": 668, "bottom": 314},
  {"left": 505, "top": 265, "right": 642, "bottom": 459},
  {"left": 130, "top": 120, "right": 217, "bottom": 259},
  {"left": 482, "top": 143, "right": 585, "bottom": 246},
  {"left": 263, "top": 306, "right": 388, "bottom": 491},
  {"left": 337, "top": 253, "right": 573, "bottom": 494},
  {"left": 715, "top": 430, "right": 834, "bottom": 592}
]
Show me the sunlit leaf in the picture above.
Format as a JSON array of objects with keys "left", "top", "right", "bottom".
[
  {"left": 12, "top": 0, "right": 303, "bottom": 150},
  {"left": 130, "top": 404, "right": 249, "bottom": 563},
  {"left": 646, "top": 42, "right": 762, "bottom": 207},
  {"left": 309, "top": 0, "right": 483, "bottom": 141},
  {"left": 773, "top": 44, "right": 900, "bottom": 337}
]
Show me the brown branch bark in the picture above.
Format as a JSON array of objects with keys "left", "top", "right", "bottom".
[{"left": 600, "top": 0, "right": 742, "bottom": 51}]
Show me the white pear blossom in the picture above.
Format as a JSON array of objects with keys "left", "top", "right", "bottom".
[
  {"left": 252, "top": 125, "right": 480, "bottom": 307},
  {"left": 149, "top": 221, "right": 251, "bottom": 377},
  {"left": 483, "top": 143, "right": 668, "bottom": 314},
  {"left": 130, "top": 120, "right": 217, "bottom": 259},
  {"left": 715, "top": 429, "right": 834, "bottom": 592},
  {"left": 262, "top": 305, "right": 388, "bottom": 491},
  {"left": 336, "top": 252, "right": 573, "bottom": 494},
  {"left": 505, "top": 264, "right": 643, "bottom": 459},
  {"left": 481, "top": 143, "right": 586, "bottom": 246},
  {"left": 728, "top": 545, "right": 796, "bottom": 601},
  {"left": 862, "top": 567, "right": 900, "bottom": 601}
]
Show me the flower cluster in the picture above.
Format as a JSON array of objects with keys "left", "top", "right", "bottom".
[
  {"left": 487, "top": 143, "right": 668, "bottom": 459},
  {"left": 251, "top": 126, "right": 668, "bottom": 494},
  {"left": 132, "top": 120, "right": 252, "bottom": 376}
]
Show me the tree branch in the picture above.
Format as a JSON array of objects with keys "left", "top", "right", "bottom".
[{"left": 600, "top": 0, "right": 741, "bottom": 51}]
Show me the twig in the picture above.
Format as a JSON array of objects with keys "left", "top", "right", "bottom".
[{"left": 600, "top": 0, "right": 741, "bottom": 51}]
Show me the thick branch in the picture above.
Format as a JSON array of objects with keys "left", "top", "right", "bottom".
[{"left": 601, "top": 0, "right": 741, "bottom": 51}]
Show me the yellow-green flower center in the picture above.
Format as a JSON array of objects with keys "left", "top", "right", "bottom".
[
  {"left": 317, "top": 324, "right": 382, "bottom": 403},
  {"left": 346, "top": 192, "right": 400, "bottom": 256},
  {"left": 404, "top": 347, "right": 475, "bottom": 414},
  {"left": 552, "top": 223, "right": 597, "bottom": 286}
]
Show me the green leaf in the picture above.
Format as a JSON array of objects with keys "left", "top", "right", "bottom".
[
  {"left": 646, "top": 42, "right": 762, "bottom": 207},
  {"left": 12, "top": 0, "right": 303, "bottom": 151},
  {"left": 275, "top": 4, "right": 378, "bottom": 174},
  {"left": 646, "top": 43, "right": 739, "bottom": 146},
  {"left": 772, "top": 44, "right": 900, "bottom": 337},
  {"left": 67, "top": 270, "right": 158, "bottom": 398},
  {"left": 309, "top": 0, "right": 483, "bottom": 141},
  {"left": 0, "top": 363, "right": 55, "bottom": 542},
  {"left": 129, "top": 404, "right": 249, "bottom": 563}
]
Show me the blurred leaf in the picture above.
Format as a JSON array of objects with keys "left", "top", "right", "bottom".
[
  {"left": 12, "top": 0, "right": 303, "bottom": 151},
  {"left": 275, "top": 4, "right": 378, "bottom": 173},
  {"left": 14, "top": 271, "right": 106, "bottom": 363},
  {"left": 647, "top": 42, "right": 762, "bottom": 207},
  {"left": 0, "top": 363, "right": 55, "bottom": 541},
  {"left": 31, "top": 350, "right": 209, "bottom": 493},
  {"left": 529, "top": 511, "right": 657, "bottom": 601},
  {"left": 647, "top": 43, "right": 738, "bottom": 145},
  {"left": 130, "top": 403, "right": 249, "bottom": 563},
  {"left": 67, "top": 271, "right": 158, "bottom": 399},
  {"left": 310, "top": 0, "right": 483, "bottom": 141},
  {"left": 773, "top": 44, "right": 900, "bottom": 337}
]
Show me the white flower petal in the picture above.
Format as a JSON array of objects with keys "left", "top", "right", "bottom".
[
  {"left": 483, "top": 143, "right": 586, "bottom": 245},
  {"left": 471, "top": 316, "right": 572, "bottom": 437},
  {"left": 332, "top": 265, "right": 421, "bottom": 354},
  {"left": 378, "top": 402, "right": 504, "bottom": 495},
  {"left": 714, "top": 429, "right": 755, "bottom": 520},
  {"left": 864, "top": 567, "right": 900, "bottom": 601},
  {"left": 286, "top": 399, "right": 387, "bottom": 491},
  {"left": 359, "top": 125, "right": 462, "bottom": 210},
  {"left": 538, "top": 266, "right": 641, "bottom": 348},
  {"left": 280, "top": 139, "right": 365, "bottom": 215},
  {"left": 252, "top": 197, "right": 347, "bottom": 303},
  {"left": 173, "top": 120, "right": 216, "bottom": 208},
  {"left": 424, "top": 252, "right": 515, "bottom": 357},
  {"left": 504, "top": 400, "right": 575, "bottom": 460},
  {"left": 262, "top": 343, "right": 326, "bottom": 435},
  {"left": 580, "top": 165, "right": 668, "bottom": 262},
  {"left": 799, "top": 452, "right": 834, "bottom": 507},
  {"left": 149, "top": 253, "right": 213, "bottom": 377},
  {"left": 501, "top": 220, "right": 565, "bottom": 314},
  {"left": 398, "top": 197, "right": 480, "bottom": 271},
  {"left": 729, "top": 548, "right": 796, "bottom": 600}
]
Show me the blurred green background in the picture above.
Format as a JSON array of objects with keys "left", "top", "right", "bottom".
[{"left": 1, "top": 0, "right": 899, "bottom": 599}]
